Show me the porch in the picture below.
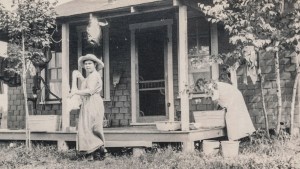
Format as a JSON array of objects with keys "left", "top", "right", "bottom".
[{"left": 0, "top": 126, "right": 225, "bottom": 152}]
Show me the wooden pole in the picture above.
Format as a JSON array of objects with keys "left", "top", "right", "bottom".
[
  {"left": 275, "top": 51, "right": 283, "bottom": 134},
  {"left": 22, "top": 32, "right": 31, "bottom": 150},
  {"left": 61, "top": 23, "right": 70, "bottom": 131},
  {"left": 290, "top": 51, "right": 300, "bottom": 136},
  {"left": 178, "top": 5, "right": 189, "bottom": 131},
  {"left": 258, "top": 51, "right": 270, "bottom": 138},
  {"left": 130, "top": 29, "right": 137, "bottom": 123},
  {"left": 167, "top": 24, "right": 175, "bottom": 122}
]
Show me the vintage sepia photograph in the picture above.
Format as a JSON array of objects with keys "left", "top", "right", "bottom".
[{"left": 0, "top": 0, "right": 299, "bottom": 168}]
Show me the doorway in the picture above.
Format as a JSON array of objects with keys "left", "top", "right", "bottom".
[{"left": 136, "top": 27, "right": 167, "bottom": 123}]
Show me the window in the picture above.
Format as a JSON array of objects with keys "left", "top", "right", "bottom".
[
  {"left": 44, "top": 51, "right": 62, "bottom": 101},
  {"left": 187, "top": 17, "right": 217, "bottom": 95}
]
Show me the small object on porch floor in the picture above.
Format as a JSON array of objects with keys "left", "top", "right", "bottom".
[
  {"left": 103, "top": 119, "right": 110, "bottom": 128},
  {"left": 28, "top": 115, "right": 61, "bottom": 132},
  {"left": 155, "top": 121, "right": 181, "bottom": 131}
]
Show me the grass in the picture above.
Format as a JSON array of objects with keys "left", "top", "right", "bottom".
[{"left": 0, "top": 131, "right": 300, "bottom": 169}]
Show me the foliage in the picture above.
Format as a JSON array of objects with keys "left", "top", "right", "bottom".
[
  {"left": 0, "top": 136, "right": 300, "bottom": 169},
  {"left": 199, "top": 0, "right": 300, "bottom": 54},
  {"left": 0, "top": 0, "right": 57, "bottom": 73},
  {"left": 198, "top": 0, "right": 300, "bottom": 79},
  {"left": 198, "top": 0, "right": 300, "bottom": 134},
  {"left": 0, "top": 0, "right": 57, "bottom": 149}
]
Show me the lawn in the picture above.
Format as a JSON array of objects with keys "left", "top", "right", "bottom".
[{"left": 0, "top": 131, "right": 299, "bottom": 169}]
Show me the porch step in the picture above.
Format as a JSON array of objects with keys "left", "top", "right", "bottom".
[
  {"left": 130, "top": 123, "right": 156, "bottom": 126},
  {"left": 105, "top": 141, "right": 152, "bottom": 148}
]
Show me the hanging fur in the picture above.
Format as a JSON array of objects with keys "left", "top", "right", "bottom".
[{"left": 86, "top": 13, "right": 108, "bottom": 46}]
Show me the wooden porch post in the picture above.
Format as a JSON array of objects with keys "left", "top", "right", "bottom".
[
  {"left": 167, "top": 24, "right": 175, "bottom": 122},
  {"left": 130, "top": 29, "right": 137, "bottom": 123},
  {"left": 61, "top": 23, "right": 70, "bottom": 132},
  {"left": 103, "top": 27, "right": 110, "bottom": 100},
  {"left": 178, "top": 5, "right": 190, "bottom": 131}
]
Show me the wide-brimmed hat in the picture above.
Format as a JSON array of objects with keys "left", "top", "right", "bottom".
[{"left": 78, "top": 54, "right": 104, "bottom": 70}]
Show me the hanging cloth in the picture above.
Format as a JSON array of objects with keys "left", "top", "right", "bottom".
[
  {"left": 230, "top": 68, "right": 238, "bottom": 88},
  {"left": 0, "top": 57, "right": 21, "bottom": 87},
  {"left": 0, "top": 57, "right": 5, "bottom": 78},
  {"left": 66, "top": 70, "right": 82, "bottom": 112},
  {"left": 0, "top": 80, "right": 3, "bottom": 94}
]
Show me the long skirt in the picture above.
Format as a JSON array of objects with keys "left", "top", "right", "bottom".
[{"left": 77, "top": 94, "right": 105, "bottom": 154}]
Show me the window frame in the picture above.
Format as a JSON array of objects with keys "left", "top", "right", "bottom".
[
  {"left": 187, "top": 17, "right": 219, "bottom": 98},
  {"left": 40, "top": 51, "right": 62, "bottom": 104}
]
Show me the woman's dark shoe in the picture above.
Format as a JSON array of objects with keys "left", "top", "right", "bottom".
[
  {"left": 86, "top": 154, "right": 94, "bottom": 161},
  {"left": 100, "top": 146, "right": 107, "bottom": 155},
  {"left": 93, "top": 146, "right": 107, "bottom": 160}
]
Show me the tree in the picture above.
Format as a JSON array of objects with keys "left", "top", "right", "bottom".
[
  {"left": 199, "top": 0, "right": 300, "bottom": 135},
  {"left": 0, "top": 0, "right": 57, "bottom": 149}
]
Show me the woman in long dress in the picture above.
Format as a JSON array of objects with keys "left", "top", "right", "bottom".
[
  {"left": 204, "top": 80, "right": 256, "bottom": 141},
  {"left": 70, "top": 54, "right": 105, "bottom": 160}
]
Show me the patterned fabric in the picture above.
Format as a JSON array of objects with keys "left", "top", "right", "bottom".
[
  {"left": 77, "top": 71, "right": 104, "bottom": 154},
  {"left": 0, "top": 56, "right": 21, "bottom": 87},
  {"left": 216, "top": 82, "right": 255, "bottom": 140}
]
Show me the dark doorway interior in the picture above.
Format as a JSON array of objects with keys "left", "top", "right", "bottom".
[{"left": 137, "top": 27, "right": 166, "bottom": 117}]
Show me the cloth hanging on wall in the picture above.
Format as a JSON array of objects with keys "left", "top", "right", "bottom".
[
  {"left": 0, "top": 57, "right": 5, "bottom": 77},
  {"left": 230, "top": 68, "right": 238, "bottom": 88},
  {"left": 0, "top": 81, "right": 3, "bottom": 94},
  {"left": 0, "top": 56, "right": 21, "bottom": 87}
]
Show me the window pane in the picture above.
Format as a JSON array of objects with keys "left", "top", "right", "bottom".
[
  {"left": 188, "top": 17, "right": 211, "bottom": 93},
  {"left": 49, "top": 82, "right": 62, "bottom": 99},
  {"left": 57, "top": 69, "right": 62, "bottom": 80},
  {"left": 49, "top": 53, "right": 56, "bottom": 68},
  {"left": 50, "top": 69, "right": 57, "bottom": 79},
  {"left": 56, "top": 52, "right": 62, "bottom": 67}
]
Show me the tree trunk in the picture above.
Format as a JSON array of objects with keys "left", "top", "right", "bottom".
[
  {"left": 257, "top": 51, "right": 270, "bottom": 138},
  {"left": 275, "top": 51, "right": 283, "bottom": 134},
  {"left": 22, "top": 33, "right": 31, "bottom": 150},
  {"left": 290, "top": 74, "right": 299, "bottom": 136},
  {"left": 260, "top": 74, "right": 270, "bottom": 138},
  {"left": 290, "top": 54, "right": 299, "bottom": 136}
]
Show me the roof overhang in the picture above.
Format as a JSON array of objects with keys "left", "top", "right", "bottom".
[{"left": 55, "top": 0, "right": 174, "bottom": 19}]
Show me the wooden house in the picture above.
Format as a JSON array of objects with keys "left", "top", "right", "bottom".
[{"left": 0, "top": 0, "right": 299, "bottom": 151}]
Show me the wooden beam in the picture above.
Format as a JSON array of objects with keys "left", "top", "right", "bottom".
[
  {"left": 181, "top": 0, "right": 202, "bottom": 12},
  {"left": 210, "top": 23, "right": 219, "bottom": 80},
  {"left": 103, "top": 26, "right": 111, "bottom": 100},
  {"left": 167, "top": 24, "right": 175, "bottom": 121},
  {"left": 130, "top": 30, "right": 137, "bottom": 123},
  {"left": 57, "top": 6, "right": 175, "bottom": 24},
  {"left": 61, "top": 23, "right": 70, "bottom": 131},
  {"left": 129, "top": 19, "right": 173, "bottom": 30},
  {"left": 178, "top": 5, "right": 190, "bottom": 131},
  {"left": 105, "top": 141, "right": 152, "bottom": 147}
]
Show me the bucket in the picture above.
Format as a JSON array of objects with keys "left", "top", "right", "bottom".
[
  {"left": 221, "top": 141, "right": 240, "bottom": 158},
  {"left": 202, "top": 140, "right": 220, "bottom": 155}
]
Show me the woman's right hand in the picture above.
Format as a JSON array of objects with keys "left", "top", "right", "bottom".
[
  {"left": 68, "top": 90, "right": 77, "bottom": 98},
  {"left": 73, "top": 70, "right": 84, "bottom": 80}
]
